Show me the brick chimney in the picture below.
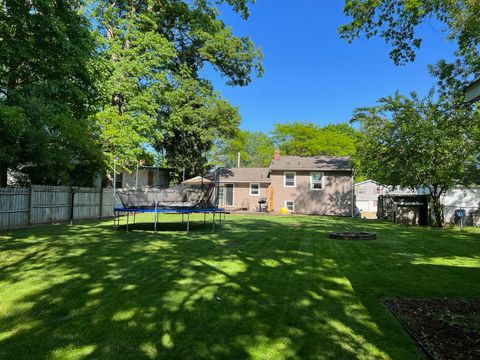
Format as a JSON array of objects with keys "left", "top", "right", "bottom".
[{"left": 273, "top": 149, "right": 281, "bottom": 161}]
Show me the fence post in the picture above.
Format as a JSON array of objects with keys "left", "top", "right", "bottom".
[
  {"left": 28, "top": 186, "right": 35, "bottom": 226},
  {"left": 70, "top": 186, "right": 75, "bottom": 225},
  {"left": 99, "top": 188, "right": 103, "bottom": 219}
]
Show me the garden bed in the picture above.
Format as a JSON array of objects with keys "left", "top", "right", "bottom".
[{"left": 385, "top": 298, "right": 480, "bottom": 360}]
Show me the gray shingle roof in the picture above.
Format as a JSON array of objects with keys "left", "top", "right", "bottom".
[
  {"left": 219, "top": 167, "right": 270, "bottom": 183},
  {"left": 269, "top": 156, "right": 352, "bottom": 171}
]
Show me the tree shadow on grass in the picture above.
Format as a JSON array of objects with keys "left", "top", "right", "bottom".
[{"left": 0, "top": 215, "right": 479, "bottom": 359}]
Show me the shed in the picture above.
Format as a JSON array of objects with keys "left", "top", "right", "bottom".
[{"left": 377, "top": 194, "right": 430, "bottom": 225}]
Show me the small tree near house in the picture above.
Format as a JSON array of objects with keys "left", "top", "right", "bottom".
[{"left": 352, "top": 92, "right": 480, "bottom": 227}]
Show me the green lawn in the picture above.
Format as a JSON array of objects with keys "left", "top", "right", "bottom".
[{"left": 0, "top": 215, "right": 479, "bottom": 360}]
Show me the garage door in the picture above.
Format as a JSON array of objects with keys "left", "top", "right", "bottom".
[{"left": 356, "top": 200, "right": 369, "bottom": 212}]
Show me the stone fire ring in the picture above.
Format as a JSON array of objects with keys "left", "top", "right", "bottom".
[{"left": 329, "top": 231, "right": 377, "bottom": 240}]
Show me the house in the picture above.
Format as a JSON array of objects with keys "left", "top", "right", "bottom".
[
  {"left": 115, "top": 166, "right": 172, "bottom": 189},
  {"left": 418, "top": 186, "right": 480, "bottom": 226},
  {"left": 218, "top": 167, "right": 270, "bottom": 211},
  {"left": 217, "top": 150, "right": 354, "bottom": 215},
  {"left": 355, "top": 179, "right": 416, "bottom": 217},
  {"left": 269, "top": 151, "right": 354, "bottom": 215},
  {"left": 354, "top": 180, "right": 387, "bottom": 214},
  {"left": 464, "top": 77, "right": 480, "bottom": 103}
]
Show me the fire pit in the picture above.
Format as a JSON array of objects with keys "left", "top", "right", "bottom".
[{"left": 329, "top": 231, "right": 377, "bottom": 240}]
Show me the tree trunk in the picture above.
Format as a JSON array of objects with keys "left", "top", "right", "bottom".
[
  {"left": 431, "top": 194, "right": 444, "bottom": 227},
  {"left": 0, "top": 164, "right": 7, "bottom": 187}
]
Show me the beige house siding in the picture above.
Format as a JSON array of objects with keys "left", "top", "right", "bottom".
[
  {"left": 270, "top": 170, "right": 353, "bottom": 216},
  {"left": 220, "top": 182, "right": 269, "bottom": 211}
]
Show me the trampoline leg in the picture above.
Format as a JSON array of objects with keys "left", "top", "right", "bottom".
[
  {"left": 127, "top": 212, "right": 129, "bottom": 232},
  {"left": 212, "top": 212, "right": 215, "bottom": 231},
  {"left": 187, "top": 212, "right": 190, "bottom": 232},
  {"left": 154, "top": 212, "right": 158, "bottom": 233},
  {"left": 204, "top": 212, "right": 206, "bottom": 224},
  {"left": 133, "top": 212, "right": 136, "bottom": 224},
  {"left": 182, "top": 213, "right": 184, "bottom": 223}
]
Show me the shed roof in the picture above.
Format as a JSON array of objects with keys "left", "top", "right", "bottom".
[
  {"left": 269, "top": 156, "right": 352, "bottom": 171},
  {"left": 219, "top": 167, "right": 270, "bottom": 183}
]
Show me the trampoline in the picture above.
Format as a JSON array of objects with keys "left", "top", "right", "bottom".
[
  {"left": 113, "top": 207, "right": 226, "bottom": 232},
  {"left": 113, "top": 170, "right": 226, "bottom": 232}
]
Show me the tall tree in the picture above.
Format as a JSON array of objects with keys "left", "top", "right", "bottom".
[
  {"left": 339, "top": 0, "right": 480, "bottom": 95},
  {"left": 90, "top": 0, "right": 263, "bottom": 174},
  {"left": 272, "top": 122, "right": 358, "bottom": 157},
  {"left": 213, "top": 129, "right": 275, "bottom": 168},
  {"left": 0, "top": 0, "right": 102, "bottom": 186},
  {"left": 157, "top": 68, "right": 241, "bottom": 180},
  {"left": 352, "top": 92, "right": 480, "bottom": 227}
]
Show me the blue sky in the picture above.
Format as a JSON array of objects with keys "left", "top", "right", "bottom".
[{"left": 203, "top": 0, "right": 457, "bottom": 133}]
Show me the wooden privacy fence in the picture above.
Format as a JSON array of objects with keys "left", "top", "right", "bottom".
[{"left": 0, "top": 185, "right": 121, "bottom": 230}]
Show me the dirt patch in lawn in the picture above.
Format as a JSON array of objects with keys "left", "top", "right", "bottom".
[{"left": 385, "top": 298, "right": 480, "bottom": 360}]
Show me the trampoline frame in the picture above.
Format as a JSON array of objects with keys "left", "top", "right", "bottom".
[{"left": 113, "top": 207, "right": 226, "bottom": 232}]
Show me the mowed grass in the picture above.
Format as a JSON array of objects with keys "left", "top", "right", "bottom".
[{"left": 0, "top": 215, "right": 479, "bottom": 360}]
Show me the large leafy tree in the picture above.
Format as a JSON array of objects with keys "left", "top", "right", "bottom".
[
  {"left": 212, "top": 129, "right": 275, "bottom": 168},
  {"left": 157, "top": 69, "right": 241, "bottom": 180},
  {"left": 90, "top": 0, "right": 263, "bottom": 175},
  {"left": 0, "top": 0, "right": 102, "bottom": 186},
  {"left": 90, "top": 0, "right": 177, "bottom": 171},
  {"left": 272, "top": 122, "right": 358, "bottom": 157},
  {"left": 339, "top": 0, "right": 480, "bottom": 95},
  {"left": 352, "top": 92, "right": 480, "bottom": 227}
]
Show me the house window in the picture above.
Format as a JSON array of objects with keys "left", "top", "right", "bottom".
[
  {"left": 356, "top": 187, "right": 364, "bottom": 195},
  {"left": 284, "top": 172, "right": 296, "bottom": 187},
  {"left": 250, "top": 183, "right": 260, "bottom": 196},
  {"left": 115, "top": 173, "right": 123, "bottom": 189},
  {"left": 285, "top": 200, "right": 294, "bottom": 212},
  {"left": 310, "top": 172, "right": 324, "bottom": 190}
]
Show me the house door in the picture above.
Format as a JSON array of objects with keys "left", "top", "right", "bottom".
[{"left": 219, "top": 184, "right": 234, "bottom": 206}]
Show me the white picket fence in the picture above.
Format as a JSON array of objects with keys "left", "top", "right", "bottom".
[{"left": 0, "top": 185, "right": 121, "bottom": 230}]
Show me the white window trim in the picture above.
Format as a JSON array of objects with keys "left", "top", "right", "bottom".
[
  {"left": 284, "top": 172, "right": 296, "bottom": 187},
  {"left": 249, "top": 183, "right": 260, "bottom": 196},
  {"left": 285, "top": 200, "right": 295, "bottom": 212},
  {"left": 310, "top": 171, "right": 324, "bottom": 191}
]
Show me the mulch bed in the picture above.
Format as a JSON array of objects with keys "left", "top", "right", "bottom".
[{"left": 384, "top": 298, "right": 480, "bottom": 360}]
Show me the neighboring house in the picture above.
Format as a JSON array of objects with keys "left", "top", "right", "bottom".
[
  {"left": 355, "top": 180, "right": 415, "bottom": 215},
  {"left": 116, "top": 166, "right": 172, "bottom": 189},
  {"left": 416, "top": 186, "right": 480, "bottom": 226},
  {"left": 354, "top": 180, "right": 387, "bottom": 213},
  {"left": 218, "top": 167, "right": 270, "bottom": 211},
  {"left": 441, "top": 186, "right": 480, "bottom": 226},
  {"left": 269, "top": 151, "right": 354, "bottom": 216},
  {"left": 465, "top": 77, "right": 480, "bottom": 103}
]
